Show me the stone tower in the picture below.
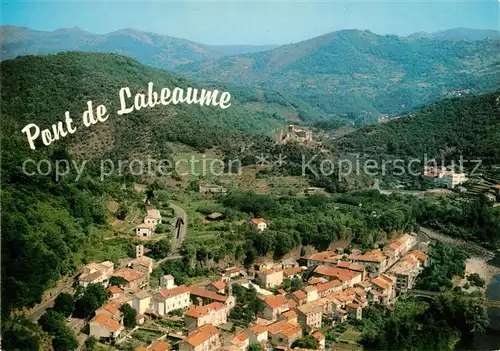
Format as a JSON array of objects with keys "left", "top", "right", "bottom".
[{"left": 136, "top": 244, "right": 144, "bottom": 258}]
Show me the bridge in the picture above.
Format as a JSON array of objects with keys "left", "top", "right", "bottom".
[{"left": 404, "top": 289, "right": 500, "bottom": 308}]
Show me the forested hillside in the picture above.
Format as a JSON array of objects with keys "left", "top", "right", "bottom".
[
  {"left": 1, "top": 52, "right": 330, "bottom": 160},
  {"left": 0, "top": 51, "right": 329, "bottom": 318},
  {"left": 177, "top": 30, "right": 499, "bottom": 121},
  {"left": 335, "top": 92, "right": 500, "bottom": 163}
]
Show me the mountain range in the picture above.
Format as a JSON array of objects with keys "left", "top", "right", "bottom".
[
  {"left": 177, "top": 29, "right": 499, "bottom": 120},
  {"left": 0, "top": 26, "right": 277, "bottom": 69},
  {"left": 2, "top": 26, "right": 499, "bottom": 122}
]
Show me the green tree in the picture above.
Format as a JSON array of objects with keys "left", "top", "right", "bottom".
[
  {"left": 53, "top": 292, "right": 75, "bottom": 317},
  {"left": 39, "top": 310, "right": 65, "bottom": 334},
  {"left": 52, "top": 325, "right": 78, "bottom": 351},
  {"left": 248, "top": 342, "right": 264, "bottom": 351},
  {"left": 120, "top": 304, "right": 137, "bottom": 328},
  {"left": 108, "top": 276, "right": 128, "bottom": 287},
  {"left": 84, "top": 336, "right": 98, "bottom": 351},
  {"left": 291, "top": 335, "right": 319, "bottom": 349},
  {"left": 73, "top": 284, "right": 109, "bottom": 319},
  {"left": 146, "top": 238, "right": 171, "bottom": 259}
]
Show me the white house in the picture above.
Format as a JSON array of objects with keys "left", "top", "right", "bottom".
[
  {"left": 249, "top": 218, "right": 267, "bottom": 232},
  {"left": 144, "top": 209, "right": 162, "bottom": 226},
  {"left": 136, "top": 222, "right": 154, "bottom": 237},
  {"left": 151, "top": 286, "right": 191, "bottom": 316}
]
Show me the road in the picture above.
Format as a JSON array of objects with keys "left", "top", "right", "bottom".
[
  {"left": 153, "top": 202, "right": 188, "bottom": 269},
  {"left": 169, "top": 202, "right": 188, "bottom": 252},
  {"left": 27, "top": 284, "right": 74, "bottom": 322}
]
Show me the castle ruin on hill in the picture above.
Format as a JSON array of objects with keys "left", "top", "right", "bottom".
[{"left": 275, "top": 125, "right": 314, "bottom": 146}]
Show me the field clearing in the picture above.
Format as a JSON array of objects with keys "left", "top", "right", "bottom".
[{"left": 174, "top": 149, "right": 224, "bottom": 180}]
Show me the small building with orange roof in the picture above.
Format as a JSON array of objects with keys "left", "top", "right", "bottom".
[
  {"left": 262, "top": 294, "right": 289, "bottom": 320},
  {"left": 279, "top": 309, "right": 298, "bottom": 324},
  {"left": 256, "top": 267, "right": 283, "bottom": 289},
  {"left": 135, "top": 340, "right": 170, "bottom": 351},
  {"left": 151, "top": 286, "right": 191, "bottom": 316},
  {"left": 179, "top": 324, "right": 220, "bottom": 351},
  {"left": 230, "top": 332, "right": 249, "bottom": 351},
  {"left": 245, "top": 324, "right": 268, "bottom": 344},
  {"left": 205, "top": 280, "right": 226, "bottom": 294},
  {"left": 348, "top": 249, "right": 388, "bottom": 276},
  {"left": 266, "top": 320, "right": 302, "bottom": 348},
  {"left": 311, "top": 330, "right": 326, "bottom": 349},
  {"left": 346, "top": 302, "right": 362, "bottom": 320},
  {"left": 304, "top": 251, "right": 341, "bottom": 267},
  {"left": 369, "top": 273, "right": 397, "bottom": 305},
  {"left": 89, "top": 313, "right": 124, "bottom": 340},
  {"left": 249, "top": 218, "right": 267, "bottom": 232},
  {"left": 184, "top": 302, "right": 227, "bottom": 331},
  {"left": 313, "top": 266, "right": 362, "bottom": 288},
  {"left": 296, "top": 301, "right": 323, "bottom": 331},
  {"left": 107, "top": 285, "right": 124, "bottom": 300},
  {"left": 289, "top": 290, "right": 307, "bottom": 306},
  {"left": 316, "top": 279, "right": 343, "bottom": 298}
]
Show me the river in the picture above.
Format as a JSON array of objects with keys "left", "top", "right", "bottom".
[
  {"left": 420, "top": 227, "right": 500, "bottom": 349},
  {"left": 480, "top": 256, "right": 500, "bottom": 350}
]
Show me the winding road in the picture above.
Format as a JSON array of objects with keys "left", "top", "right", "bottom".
[{"left": 153, "top": 202, "right": 188, "bottom": 268}]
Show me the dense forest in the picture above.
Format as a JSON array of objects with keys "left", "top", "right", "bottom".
[
  {"left": 1, "top": 52, "right": 331, "bottom": 161},
  {"left": 335, "top": 92, "right": 500, "bottom": 163}
]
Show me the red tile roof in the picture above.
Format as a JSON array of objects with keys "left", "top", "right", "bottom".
[
  {"left": 280, "top": 325, "right": 301, "bottom": 337},
  {"left": 250, "top": 218, "right": 266, "bottom": 224},
  {"left": 250, "top": 324, "right": 267, "bottom": 335},
  {"left": 263, "top": 295, "right": 288, "bottom": 309},
  {"left": 347, "top": 302, "right": 360, "bottom": 309},
  {"left": 157, "top": 286, "right": 189, "bottom": 299},
  {"left": 90, "top": 314, "right": 122, "bottom": 331},
  {"left": 149, "top": 340, "right": 169, "bottom": 351},
  {"left": 189, "top": 287, "right": 227, "bottom": 302},
  {"left": 281, "top": 309, "right": 298, "bottom": 320},
  {"left": 409, "top": 250, "right": 428, "bottom": 262},
  {"left": 283, "top": 267, "right": 303, "bottom": 276},
  {"left": 232, "top": 333, "right": 248, "bottom": 344},
  {"left": 316, "top": 280, "right": 342, "bottom": 293},
  {"left": 292, "top": 290, "right": 307, "bottom": 300},
  {"left": 266, "top": 321, "right": 294, "bottom": 335},
  {"left": 314, "top": 266, "right": 361, "bottom": 282},
  {"left": 183, "top": 324, "right": 219, "bottom": 347},
  {"left": 185, "top": 302, "right": 225, "bottom": 318},
  {"left": 113, "top": 268, "right": 144, "bottom": 282},
  {"left": 311, "top": 331, "right": 325, "bottom": 341},
  {"left": 208, "top": 280, "right": 226, "bottom": 291}
]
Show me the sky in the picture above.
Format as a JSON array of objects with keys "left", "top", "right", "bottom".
[{"left": 2, "top": 0, "right": 499, "bottom": 45}]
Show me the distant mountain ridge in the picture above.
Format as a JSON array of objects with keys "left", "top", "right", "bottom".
[
  {"left": 3, "top": 26, "right": 499, "bottom": 123},
  {"left": 408, "top": 28, "right": 500, "bottom": 41},
  {"left": 176, "top": 29, "right": 499, "bottom": 121},
  {"left": 0, "top": 26, "right": 278, "bottom": 69}
]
